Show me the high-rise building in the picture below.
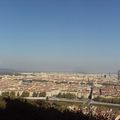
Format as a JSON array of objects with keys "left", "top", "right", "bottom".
[{"left": 118, "top": 70, "right": 120, "bottom": 82}]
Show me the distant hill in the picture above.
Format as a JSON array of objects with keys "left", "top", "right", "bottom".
[{"left": 0, "top": 68, "right": 19, "bottom": 75}]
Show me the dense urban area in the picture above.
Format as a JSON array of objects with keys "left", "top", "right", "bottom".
[
  {"left": 0, "top": 71, "right": 120, "bottom": 120},
  {"left": 0, "top": 72, "right": 120, "bottom": 99}
]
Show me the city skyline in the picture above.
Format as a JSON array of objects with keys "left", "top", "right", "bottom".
[{"left": 0, "top": 0, "right": 120, "bottom": 72}]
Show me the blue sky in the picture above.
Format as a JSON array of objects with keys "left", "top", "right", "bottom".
[{"left": 0, "top": 0, "right": 120, "bottom": 72}]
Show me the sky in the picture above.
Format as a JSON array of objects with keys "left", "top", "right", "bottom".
[{"left": 0, "top": 0, "right": 120, "bottom": 73}]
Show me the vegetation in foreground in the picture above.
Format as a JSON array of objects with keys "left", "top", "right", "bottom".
[{"left": 0, "top": 96, "right": 115, "bottom": 120}]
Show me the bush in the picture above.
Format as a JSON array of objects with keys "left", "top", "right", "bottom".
[{"left": 0, "top": 97, "right": 6, "bottom": 109}]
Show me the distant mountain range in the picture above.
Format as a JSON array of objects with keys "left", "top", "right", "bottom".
[
  {"left": 0, "top": 68, "right": 18, "bottom": 74},
  {"left": 0, "top": 68, "right": 116, "bottom": 74}
]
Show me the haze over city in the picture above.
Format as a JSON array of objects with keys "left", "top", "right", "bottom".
[{"left": 0, "top": 0, "right": 120, "bottom": 72}]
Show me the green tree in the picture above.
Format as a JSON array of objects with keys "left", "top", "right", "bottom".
[
  {"left": 10, "top": 91, "right": 16, "bottom": 98},
  {"left": 21, "top": 92, "right": 29, "bottom": 97},
  {"left": 57, "top": 93, "right": 76, "bottom": 99},
  {"left": 0, "top": 98, "right": 6, "bottom": 109},
  {"left": 1, "top": 92, "right": 9, "bottom": 97},
  {"left": 39, "top": 92, "right": 46, "bottom": 97},
  {"left": 32, "top": 92, "right": 38, "bottom": 97},
  {"left": 17, "top": 92, "right": 20, "bottom": 97}
]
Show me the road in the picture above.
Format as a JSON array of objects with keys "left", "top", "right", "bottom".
[
  {"left": 90, "top": 101, "right": 120, "bottom": 107},
  {"left": 24, "top": 97, "right": 120, "bottom": 107}
]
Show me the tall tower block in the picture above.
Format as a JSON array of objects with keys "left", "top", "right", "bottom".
[{"left": 118, "top": 70, "right": 120, "bottom": 82}]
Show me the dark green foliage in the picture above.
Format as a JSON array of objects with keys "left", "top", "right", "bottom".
[
  {"left": 39, "top": 92, "right": 46, "bottom": 97},
  {"left": 32, "top": 92, "right": 38, "bottom": 97},
  {"left": 1, "top": 92, "right": 9, "bottom": 97},
  {"left": 17, "top": 92, "right": 20, "bottom": 97},
  {"left": 0, "top": 97, "right": 107, "bottom": 120},
  {"left": 46, "top": 96, "right": 49, "bottom": 101},
  {"left": 104, "top": 75, "right": 107, "bottom": 78},
  {"left": 0, "top": 97, "right": 6, "bottom": 109},
  {"left": 9, "top": 91, "right": 15, "bottom": 98},
  {"left": 21, "top": 92, "right": 29, "bottom": 97},
  {"left": 99, "top": 89, "right": 102, "bottom": 95},
  {"left": 93, "top": 96, "right": 120, "bottom": 104},
  {"left": 57, "top": 93, "right": 76, "bottom": 99}
]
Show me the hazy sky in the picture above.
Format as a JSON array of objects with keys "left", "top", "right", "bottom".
[{"left": 0, "top": 0, "right": 120, "bottom": 72}]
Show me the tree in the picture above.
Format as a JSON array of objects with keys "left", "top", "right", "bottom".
[
  {"left": 17, "top": 92, "right": 20, "bottom": 97},
  {"left": 46, "top": 96, "right": 49, "bottom": 101},
  {"left": 99, "top": 89, "right": 102, "bottom": 95},
  {"left": 39, "top": 92, "right": 46, "bottom": 97},
  {"left": 104, "top": 75, "right": 107, "bottom": 78},
  {"left": 21, "top": 92, "right": 29, "bottom": 97},
  {"left": 32, "top": 92, "right": 38, "bottom": 97},
  {"left": 57, "top": 93, "right": 76, "bottom": 99},
  {"left": 0, "top": 98, "right": 6, "bottom": 109},
  {"left": 1, "top": 92, "right": 9, "bottom": 97},
  {"left": 10, "top": 91, "right": 15, "bottom": 98}
]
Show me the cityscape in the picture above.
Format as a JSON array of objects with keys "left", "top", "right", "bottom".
[
  {"left": 0, "top": 71, "right": 120, "bottom": 99},
  {"left": 0, "top": 70, "right": 120, "bottom": 120},
  {"left": 0, "top": 0, "right": 120, "bottom": 120}
]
